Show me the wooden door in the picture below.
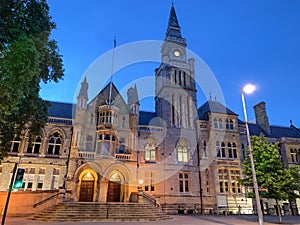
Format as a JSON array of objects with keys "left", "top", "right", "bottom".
[
  {"left": 107, "top": 181, "right": 120, "bottom": 202},
  {"left": 79, "top": 180, "right": 94, "bottom": 202}
]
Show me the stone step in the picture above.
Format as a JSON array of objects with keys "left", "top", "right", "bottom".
[{"left": 30, "top": 202, "right": 171, "bottom": 222}]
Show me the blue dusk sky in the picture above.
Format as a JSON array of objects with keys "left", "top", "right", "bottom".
[{"left": 42, "top": 0, "right": 300, "bottom": 127}]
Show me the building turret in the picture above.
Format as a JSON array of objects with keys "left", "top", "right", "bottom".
[
  {"left": 77, "top": 77, "right": 88, "bottom": 109},
  {"left": 127, "top": 84, "right": 139, "bottom": 130}
]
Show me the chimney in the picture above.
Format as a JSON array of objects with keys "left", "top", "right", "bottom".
[{"left": 253, "top": 102, "right": 271, "bottom": 135}]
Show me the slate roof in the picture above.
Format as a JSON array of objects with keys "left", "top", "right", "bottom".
[
  {"left": 243, "top": 122, "right": 300, "bottom": 139},
  {"left": 48, "top": 101, "right": 74, "bottom": 119},
  {"left": 139, "top": 111, "right": 163, "bottom": 127},
  {"left": 197, "top": 100, "right": 238, "bottom": 120}
]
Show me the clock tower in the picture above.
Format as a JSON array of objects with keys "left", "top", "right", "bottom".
[{"left": 155, "top": 3, "right": 197, "bottom": 129}]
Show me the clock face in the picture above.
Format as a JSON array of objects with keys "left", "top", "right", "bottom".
[{"left": 173, "top": 50, "right": 180, "bottom": 57}]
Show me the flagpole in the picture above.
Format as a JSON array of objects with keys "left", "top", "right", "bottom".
[{"left": 108, "top": 37, "right": 116, "bottom": 104}]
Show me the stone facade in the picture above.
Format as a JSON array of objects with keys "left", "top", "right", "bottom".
[{"left": 0, "top": 4, "right": 299, "bottom": 216}]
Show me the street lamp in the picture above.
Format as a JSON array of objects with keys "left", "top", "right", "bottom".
[{"left": 241, "top": 84, "right": 264, "bottom": 225}]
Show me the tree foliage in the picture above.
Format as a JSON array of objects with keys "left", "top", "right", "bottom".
[
  {"left": 0, "top": 0, "right": 64, "bottom": 158},
  {"left": 241, "top": 134, "right": 300, "bottom": 221}
]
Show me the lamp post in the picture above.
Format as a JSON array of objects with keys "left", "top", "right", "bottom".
[{"left": 241, "top": 84, "right": 263, "bottom": 225}]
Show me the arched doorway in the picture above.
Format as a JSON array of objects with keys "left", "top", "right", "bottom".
[
  {"left": 79, "top": 171, "right": 95, "bottom": 202},
  {"left": 107, "top": 172, "right": 124, "bottom": 202}
]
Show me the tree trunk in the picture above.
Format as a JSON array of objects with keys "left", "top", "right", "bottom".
[{"left": 275, "top": 199, "right": 282, "bottom": 224}]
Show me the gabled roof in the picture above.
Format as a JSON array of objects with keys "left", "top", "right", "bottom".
[
  {"left": 197, "top": 100, "right": 238, "bottom": 120},
  {"left": 95, "top": 82, "right": 129, "bottom": 113},
  {"left": 48, "top": 101, "right": 74, "bottom": 119}
]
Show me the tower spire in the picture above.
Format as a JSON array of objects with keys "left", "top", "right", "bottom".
[{"left": 165, "top": 3, "right": 182, "bottom": 39}]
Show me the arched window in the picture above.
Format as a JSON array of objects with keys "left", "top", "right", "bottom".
[
  {"left": 82, "top": 172, "right": 94, "bottom": 181},
  {"left": 216, "top": 141, "right": 220, "bottom": 158},
  {"left": 228, "top": 142, "right": 233, "bottom": 158},
  {"left": 27, "top": 137, "right": 42, "bottom": 154},
  {"left": 47, "top": 132, "right": 62, "bottom": 155},
  {"left": 221, "top": 142, "right": 226, "bottom": 158},
  {"left": 177, "top": 139, "right": 189, "bottom": 162},
  {"left": 232, "top": 143, "right": 237, "bottom": 158},
  {"left": 145, "top": 139, "right": 156, "bottom": 161}
]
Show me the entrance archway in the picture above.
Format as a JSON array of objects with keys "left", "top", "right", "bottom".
[
  {"left": 107, "top": 172, "right": 124, "bottom": 202},
  {"left": 79, "top": 171, "right": 95, "bottom": 202}
]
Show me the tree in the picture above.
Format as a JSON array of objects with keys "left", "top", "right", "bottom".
[
  {"left": 0, "top": 0, "right": 64, "bottom": 158},
  {"left": 241, "top": 134, "right": 300, "bottom": 223}
]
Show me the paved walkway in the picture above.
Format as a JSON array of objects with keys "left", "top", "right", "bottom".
[{"left": 2, "top": 215, "right": 300, "bottom": 225}]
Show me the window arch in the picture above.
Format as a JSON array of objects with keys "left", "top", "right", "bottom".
[
  {"left": 144, "top": 139, "right": 157, "bottom": 161},
  {"left": 232, "top": 143, "right": 237, "bottom": 158},
  {"left": 216, "top": 141, "right": 220, "bottom": 158},
  {"left": 47, "top": 132, "right": 62, "bottom": 155},
  {"left": 221, "top": 142, "right": 226, "bottom": 158},
  {"left": 177, "top": 139, "right": 189, "bottom": 162},
  {"left": 228, "top": 142, "right": 232, "bottom": 158},
  {"left": 27, "top": 137, "right": 42, "bottom": 154}
]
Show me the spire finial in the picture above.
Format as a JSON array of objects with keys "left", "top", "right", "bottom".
[{"left": 172, "top": 1, "right": 174, "bottom": 7}]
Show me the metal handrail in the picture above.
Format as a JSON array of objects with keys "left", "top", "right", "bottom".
[{"left": 142, "top": 192, "right": 160, "bottom": 208}]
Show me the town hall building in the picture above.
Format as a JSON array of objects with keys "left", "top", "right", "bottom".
[{"left": 0, "top": 4, "right": 299, "bottom": 216}]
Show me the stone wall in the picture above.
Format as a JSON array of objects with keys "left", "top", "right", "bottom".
[{"left": 0, "top": 190, "right": 58, "bottom": 216}]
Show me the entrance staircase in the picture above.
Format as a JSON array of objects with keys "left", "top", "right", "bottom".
[{"left": 30, "top": 202, "right": 171, "bottom": 222}]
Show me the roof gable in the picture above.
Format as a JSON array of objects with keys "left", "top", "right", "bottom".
[{"left": 95, "top": 82, "right": 129, "bottom": 113}]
